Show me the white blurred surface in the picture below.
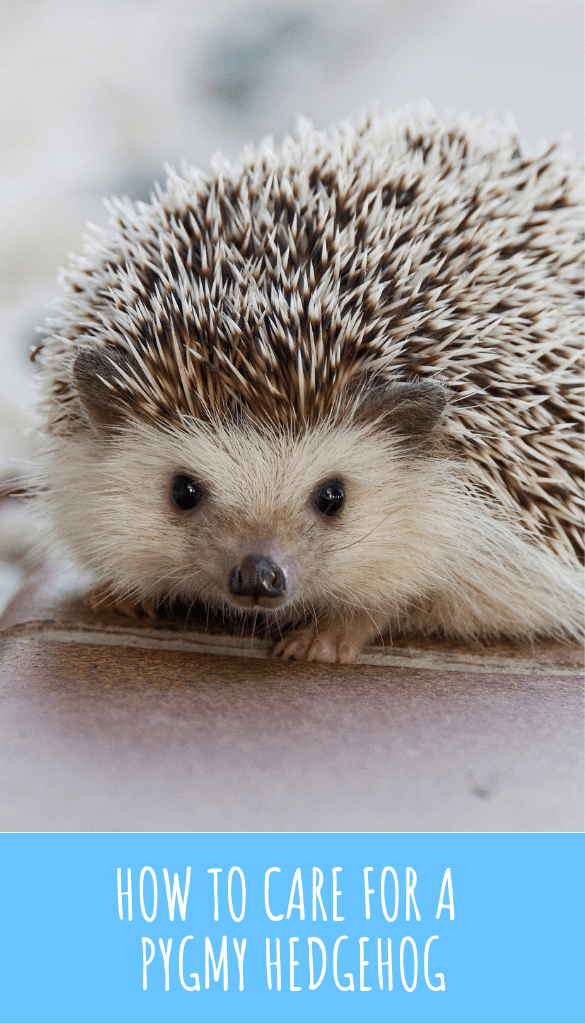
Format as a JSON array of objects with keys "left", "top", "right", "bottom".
[{"left": 0, "top": 0, "right": 582, "bottom": 581}]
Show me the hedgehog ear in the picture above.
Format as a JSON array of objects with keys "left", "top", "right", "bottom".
[
  {"left": 72, "top": 346, "right": 135, "bottom": 433},
  {"left": 358, "top": 380, "right": 450, "bottom": 438}
]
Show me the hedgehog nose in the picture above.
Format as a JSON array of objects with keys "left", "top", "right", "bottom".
[{"left": 228, "top": 554, "right": 287, "bottom": 601}]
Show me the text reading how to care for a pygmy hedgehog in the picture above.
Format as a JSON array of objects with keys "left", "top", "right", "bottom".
[{"left": 118, "top": 864, "right": 454, "bottom": 995}]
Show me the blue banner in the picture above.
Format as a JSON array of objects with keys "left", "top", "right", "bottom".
[{"left": 0, "top": 832, "right": 582, "bottom": 1023}]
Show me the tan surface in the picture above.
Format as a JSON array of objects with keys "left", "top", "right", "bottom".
[{"left": 0, "top": 562, "right": 582, "bottom": 833}]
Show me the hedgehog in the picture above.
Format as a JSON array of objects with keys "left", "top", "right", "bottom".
[{"left": 34, "top": 107, "right": 584, "bottom": 663}]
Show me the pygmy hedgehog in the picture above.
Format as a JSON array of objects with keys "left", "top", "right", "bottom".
[{"left": 35, "top": 107, "right": 584, "bottom": 662}]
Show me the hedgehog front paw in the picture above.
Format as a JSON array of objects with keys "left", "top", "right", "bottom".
[
  {"left": 84, "top": 586, "right": 158, "bottom": 620},
  {"left": 273, "top": 623, "right": 365, "bottom": 664}
]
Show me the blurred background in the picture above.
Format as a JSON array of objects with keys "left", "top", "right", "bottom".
[{"left": 0, "top": 0, "right": 583, "bottom": 607}]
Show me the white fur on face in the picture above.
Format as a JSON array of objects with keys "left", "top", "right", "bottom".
[{"left": 40, "top": 417, "right": 448, "bottom": 615}]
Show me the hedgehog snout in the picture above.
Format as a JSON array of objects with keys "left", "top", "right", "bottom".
[{"left": 228, "top": 553, "right": 287, "bottom": 608}]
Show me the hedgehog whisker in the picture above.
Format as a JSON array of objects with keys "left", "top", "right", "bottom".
[
  {"left": 335, "top": 586, "right": 387, "bottom": 649},
  {"left": 141, "top": 566, "right": 198, "bottom": 598},
  {"left": 328, "top": 510, "right": 398, "bottom": 554}
]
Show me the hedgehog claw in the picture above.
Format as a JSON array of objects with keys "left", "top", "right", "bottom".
[{"left": 273, "top": 623, "right": 364, "bottom": 664}]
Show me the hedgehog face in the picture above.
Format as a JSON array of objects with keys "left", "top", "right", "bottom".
[
  {"left": 44, "top": 401, "right": 454, "bottom": 623},
  {"left": 48, "top": 349, "right": 451, "bottom": 620}
]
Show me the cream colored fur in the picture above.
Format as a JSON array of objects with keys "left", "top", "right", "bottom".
[{"left": 36, "top": 412, "right": 583, "bottom": 662}]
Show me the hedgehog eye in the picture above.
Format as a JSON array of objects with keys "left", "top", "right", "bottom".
[
  {"left": 315, "top": 479, "right": 345, "bottom": 516},
  {"left": 171, "top": 474, "right": 203, "bottom": 510}
]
